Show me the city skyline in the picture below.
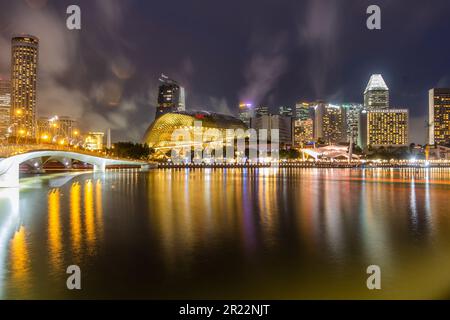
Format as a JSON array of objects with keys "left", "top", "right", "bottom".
[{"left": 1, "top": 1, "right": 450, "bottom": 144}]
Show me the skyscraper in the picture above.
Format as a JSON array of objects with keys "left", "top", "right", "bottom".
[
  {"left": 313, "top": 103, "right": 346, "bottom": 144},
  {"left": 358, "top": 109, "right": 409, "bottom": 149},
  {"left": 10, "top": 35, "right": 39, "bottom": 139},
  {"left": 279, "top": 106, "right": 293, "bottom": 117},
  {"left": 238, "top": 102, "right": 253, "bottom": 128},
  {"left": 0, "top": 78, "right": 11, "bottom": 140},
  {"left": 428, "top": 88, "right": 450, "bottom": 146},
  {"left": 156, "top": 74, "right": 185, "bottom": 119},
  {"left": 295, "top": 102, "right": 312, "bottom": 120},
  {"left": 255, "top": 105, "right": 269, "bottom": 117},
  {"left": 364, "top": 74, "right": 389, "bottom": 110},
  {"left": 342, "top": 103, "right": 363, "bottom": 143},
  {"left": 292, "top": 118, "right": 313, "bottom": 147}
]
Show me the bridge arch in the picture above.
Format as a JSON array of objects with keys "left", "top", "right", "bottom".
[{"left": 0, "top": 150, "right": 149, "bottom": 188}]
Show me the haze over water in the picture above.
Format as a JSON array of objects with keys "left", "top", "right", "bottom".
[{"left": 1, "top": 168, "right": 450, "bottom": 299}]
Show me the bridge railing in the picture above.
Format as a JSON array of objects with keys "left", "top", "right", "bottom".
[{"left": 0, "top": 144, "right": 143, "bottom": 163}]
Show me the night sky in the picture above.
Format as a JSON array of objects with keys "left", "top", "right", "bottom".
[{"left": 1, "top": 0, "right": 450, "bottom": 143}]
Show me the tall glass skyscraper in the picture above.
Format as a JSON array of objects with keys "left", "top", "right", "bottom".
[
  {"left": 364, "top": 74, "right": 389, "bottom": 110},
  {"left": 10, "top": 35, "right": 39, "bottom": 139}
]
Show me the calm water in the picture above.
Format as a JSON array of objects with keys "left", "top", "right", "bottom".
[{"left": 1, "top": 168, "right": 450, "bottom": 299}]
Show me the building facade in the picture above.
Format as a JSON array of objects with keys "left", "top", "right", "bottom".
[
  {"left": 279, "top": 106, "right": 293, "bottom": 117},
  {"left": 255, "top": 105, "right": 269, "bottom": 117},
  {"left": 37, "top": 116, "right": 79, "bottom": 143},
  {"left": 292, "top": 118, "right": 313, "bottom": 147},
  {"left": 10, "top": 35, "right": 39, "bottom": 139},
  {"left": 364, "top": 74, "right": 389, "bottom": 110},
  {"left": 358, "top": 109, "right": 409, "bottom": 149},
  {"left": 342, "top": 103, "right": 363, "bottom": 143},
  {"left": 155, "top": 74, "right": 185, "bottom": 119},
  {"left": 313, "top": 103, "right": 346, "bottom": 144},
  {"left": 252, "top": 114, "right": 292, "bottom": 147},
  {"left": 0, "top": 79, "right": 11, "bottom": 140},
  {"left": 428, "top": 88, "right": 450, "bottom": 146},
  {"left": 295, "top": 102, "right": 312, "bottom": 120},
  {"left": 238, "top": 103, "right": 253, "bottom": 128},
  {"left": 84, "top": 132, "right": 105, "bottom": 151}
]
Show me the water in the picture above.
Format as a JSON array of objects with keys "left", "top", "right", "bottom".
[{"left": 1, "top": 168, "right": 450, "bottom": 299}]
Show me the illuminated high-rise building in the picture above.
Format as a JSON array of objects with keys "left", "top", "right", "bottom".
[
  {"left": 84, "top": 132, "right": 105, "bottom": 151},
  {"left": 295, "top": 102, "right": 312, "bottom": 120},
  {"left": 37, "top": 115, "right": 79, "bottom": 144},
  {"left": 10, "top": 35, "right": 39, "bottom": 139},
  {"left": 255, "top": 105, "right": 269, "bottom": 117},
  {"left": 313, "top": 103, "right": 346, "bottom": 144},
  {"left": 364, "top": 74, "right": 389, "bottom": 110},
  {"left": 358, "top": 109, "right": 409, "bottom": 149},
  {"left": 0, "top": 78, "right": 11, "bottom": 140},
  {"left": 428, "top": 88, "right": 450, "bottom": 146},
  {"left": 279, "top": 106, "right": 293, "bottom": 117},
  {"left": 292, "top": 118, "right": 313, "bottom": 147},
  {"left": 238, "top": 102, "right": 253, "bottom": 128},
  {"left": 342, "top": 103, "right": 363, "bottom": 143},
  {"left": 155, "top": 74, "right": 185, "bottom": 119}
]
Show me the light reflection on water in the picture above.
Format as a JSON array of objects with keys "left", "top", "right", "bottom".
[{"left": 0, "top": 168, "right": 450, "bottom": 299}]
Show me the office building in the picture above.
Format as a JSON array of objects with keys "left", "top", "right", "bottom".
[
  {"left": 252, "top": 114, "right": 292, "bottom": 146},
  {"left": 0, "top": 79, "right": 11, "bottom": 140},
  {"left": 292, "top": 118, "right": 314, "bottom": 147},
  {"left": 358, "top": 109, "right": 409, "bottom": 149},
  {"left": 279, "top": 106, "right": 293, "bottom": 117},
  {"left": 238, "top": 102, "right": 253, "bottom": 128},
  {"left": 428, "top": 88, "right": 450, "bottom": 146},
  {"left": 364, "top": 74, "right": 389, "bottom": 110},
  {"left": 342, "top": 103, "right": 363, "bottom": 143},
  {"left": 255, "top": 105, "right": 269, "bottom": 117},
  {"left": 155, "top": 74, "right": 185, "bottom": 119},
  {"left": 10, "top": 35, "right": 39, "bottom": 138},
  {"left": 295, "top": 102, "right": 312, "bottom": 120},
  {"left": 84, "top": 132, "right": 105, "bottom": 151},
  {"left": 313, "top": 103, "right": 346, "bottom": 144}
]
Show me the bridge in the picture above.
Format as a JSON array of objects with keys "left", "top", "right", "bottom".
[{"left": 0, "top": 145, "right": 153, "bottom": 188}]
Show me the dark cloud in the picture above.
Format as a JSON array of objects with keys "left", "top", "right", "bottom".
[{"left": 1, "top": 0, "right": 450, "bottom": 144}]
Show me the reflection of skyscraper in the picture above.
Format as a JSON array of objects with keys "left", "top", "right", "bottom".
[
  {"left": 364, "top": 74, "right": 389, "bottom": 110},
  {"left": 428, "top": 88, "right": 450, "bottom": 146},
  {"left": 156, "top": 74, "right": 185, "bottom": 119},
  {"left": 10, "top": 35, "right": 39, "bottom": 138},
  {"left": 0, "top": 78, "right": 11, "bottom": 139}
]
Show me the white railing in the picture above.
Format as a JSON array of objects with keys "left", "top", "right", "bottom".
[{"left": 0, "top": 144, "right": 133, "bottom": 162}]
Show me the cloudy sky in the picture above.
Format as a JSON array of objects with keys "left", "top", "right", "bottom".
[{"left": 1, "top": 0, "right": 450, "bottom": 143}]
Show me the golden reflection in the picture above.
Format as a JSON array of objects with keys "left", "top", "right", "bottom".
[
  {"left": 9, "top": 226, "right": 30, "bottom": 294},
  {"left": 84, "top": 180, "right": 95, "bottom": 252},
  {"left": 48, "top": 189, "right": 63, "bottom": 272},
  {"left": 95, "top": 179, "right": 104, "bottom": 239},
  {"left": 70, "top": 182, "right": 82, "bottom": 258}
]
